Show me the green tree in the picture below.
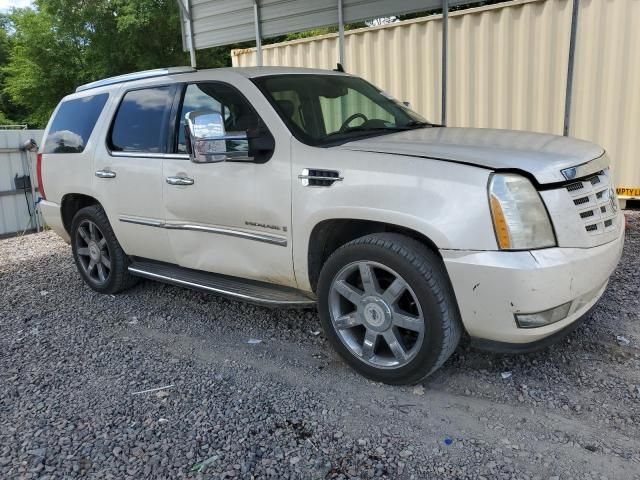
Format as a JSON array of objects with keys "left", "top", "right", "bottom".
[
  {"left": 2, "top": 0, "right": 236, "bottom": 127},
  {"left": 0, "top": 15, "right": 17, "bottom": 124},
  {"left": 4, "top": 7, "right": 88, "bottom": 126}
]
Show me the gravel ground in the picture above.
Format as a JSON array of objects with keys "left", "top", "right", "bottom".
[{"left": 1, "top": 213, "right": 639, "bottom": 480}]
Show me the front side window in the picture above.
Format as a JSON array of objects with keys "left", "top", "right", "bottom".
[
  {"left": 176, "top": 83, "right": 263, "bottom": 154},
  {"left": 253, "top": 75, "right": 433, "bottom": 146},
  {"left": 44, "top": 93, "right": 109, "bottom": 154},
  {"left": 110, "top": 86, "right": 174, "bottom": 153}
]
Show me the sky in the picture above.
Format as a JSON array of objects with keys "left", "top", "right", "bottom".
[{"left": 0, "top": 0, "right": 33, "bottom": 12}]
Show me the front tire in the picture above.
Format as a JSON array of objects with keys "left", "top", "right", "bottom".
[
  {"left": 71, "top": 205, "right": 138, "bottom": 294},
  {"left": 317, "top": 233, "right": 462, "bottom": 385}
]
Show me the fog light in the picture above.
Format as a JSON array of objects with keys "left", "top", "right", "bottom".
[{"left": 515, "top": 302, "right": 571, "bottom": 328}]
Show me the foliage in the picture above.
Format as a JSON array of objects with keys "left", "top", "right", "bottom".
[
  {"left": 0, "top": 14, "right": 19, "bottom": 124},
  {"left": 0, "top": 0, "right": 235, "bottom": 128},
  {"left": 0, "top": 0, "right": 513, "bottom": 128}
]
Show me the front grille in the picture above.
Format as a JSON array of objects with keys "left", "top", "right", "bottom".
[{"left": 564, "top": 168, "right": 617, "bottom": 236}]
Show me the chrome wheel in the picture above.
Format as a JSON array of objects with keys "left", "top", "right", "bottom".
[
  {"left": 328, "top": 261, "right": 425, "bottom": 369},
  {"left": 75, "top": 219, "right": 111, "bottom": 285}
]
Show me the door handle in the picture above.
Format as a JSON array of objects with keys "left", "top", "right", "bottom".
[
  {"left": 166, "top": 176, "right": 194, "bottom": 186},
  {"left": 95, "top": 170, "right": 116, "bottom": 179}
]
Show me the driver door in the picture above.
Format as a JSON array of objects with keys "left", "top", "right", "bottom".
[{"left": 162, "top": 82, "right": 296, "bottom": 287}]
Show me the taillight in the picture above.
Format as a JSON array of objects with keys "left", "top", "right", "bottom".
[{"left": 36, "top": 153, "right": 46, "bottom": 200}]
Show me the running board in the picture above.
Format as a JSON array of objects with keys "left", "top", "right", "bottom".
[{"left": 128, "top": 260, "right": 316, "bottom": 308}]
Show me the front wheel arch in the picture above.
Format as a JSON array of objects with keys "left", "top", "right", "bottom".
[
  {"left": 307, "top": 218, "right": 442, "bottom": 293},
  {"left": 317, "top": 232, "right": 463, "bottom": 384}
]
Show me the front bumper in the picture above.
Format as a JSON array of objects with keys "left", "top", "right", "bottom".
[{"left": 442, "top": 222, "right": 624, "bottom": 346}]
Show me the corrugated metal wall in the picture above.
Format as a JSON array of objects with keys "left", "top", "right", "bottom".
[
  {"left": 569, "top": 0, "right": 640, "bottom": 195},
  {"left": 232, "top": 0, "right": 640, "bottom": 196},
  {"left": 234, "top": 15, "right": 445, "bottom": 121},
  {"left": 447, "top": 0, "right": 572, "bottom": 134},
  {"left": 0, "top": 130, "right": 44, "bottom": 237}
]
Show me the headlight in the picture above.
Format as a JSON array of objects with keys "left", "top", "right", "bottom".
[{"left": 488, "top": 173, "right": 556, "bottom": 250}]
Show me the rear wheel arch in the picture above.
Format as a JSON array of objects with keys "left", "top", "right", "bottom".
[
  {"left": 70, "top": 204, "right": 138, "bottom": 294},
  {"left": 61, "top": 194, "right": 101, "bottom": 235},
  {"left": 307, "top": 218, "right": 442, "bottom": 293}
]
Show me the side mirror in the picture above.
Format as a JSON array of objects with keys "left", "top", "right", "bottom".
[{"left": 185, "top": 111, "right": 250, "bottom": 163}]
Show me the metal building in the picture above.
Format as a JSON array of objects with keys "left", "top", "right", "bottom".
[
  {"left": 178, "top": 0, "right": 639, "bottom": 202},
  {"left": 0, "top": 129, "right": 44, "bottom": 237}
]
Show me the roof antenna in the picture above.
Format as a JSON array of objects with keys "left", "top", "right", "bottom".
[{"left": 334, "top": 63, "right": 345, "bottom": 73}]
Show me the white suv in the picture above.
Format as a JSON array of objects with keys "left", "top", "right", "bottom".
[{"left": 38, "top": 66, "right": 624, "bottom": 384}]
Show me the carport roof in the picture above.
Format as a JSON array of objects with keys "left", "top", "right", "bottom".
[
  {"left": 176, "top": 0, "right": 478, "bottom": 66},
  {"left": 175, "top": 0, "right": 485, "bottom": 126}
]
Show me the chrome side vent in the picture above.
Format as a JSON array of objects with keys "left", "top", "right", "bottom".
[{"left": 298, "top": 168, "right": 343, "bottom": 187}]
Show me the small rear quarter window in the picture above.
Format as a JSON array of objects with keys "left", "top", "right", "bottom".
[{"left": 43, "top": 93, "right": 109, "bottom": 154}]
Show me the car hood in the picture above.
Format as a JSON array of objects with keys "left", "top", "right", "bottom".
[{"left": 339, "top": 127, "right": 605, "bottom": 184}]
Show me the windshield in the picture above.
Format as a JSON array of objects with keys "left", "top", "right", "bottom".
[{"left": 253, "top": 74, "right": 435, "bottom": 146}]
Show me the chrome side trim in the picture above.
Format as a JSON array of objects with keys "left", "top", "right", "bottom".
[
  {"left": 561, "top": 153, "right": 609, "bottom": 180},
  {"left": 118, "top": 216, "right": 287, "bottom": 246},
  {"left": 164, "top": 223, "right": 287, "bottom": 246},
  {"left": 127, "top": 267, "right": 314, "bottom": 306},
  {"left": 119, "top": 215, "right": 164, "bottom": 227}
]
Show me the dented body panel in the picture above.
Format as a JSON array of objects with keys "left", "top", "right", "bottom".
[
  {"left": 37, "top": 66, "right": 625, "bottom": 350},
  {"left": 442, "top": 220, "right": 624, "bottom": 344}
]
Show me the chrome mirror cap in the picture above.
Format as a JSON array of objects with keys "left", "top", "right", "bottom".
[{"left": 185, "top": 111, "right": 250, "bottom": 163}]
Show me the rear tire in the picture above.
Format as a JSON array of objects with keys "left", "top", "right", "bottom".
[
  {"left": 70, "top": 205, "right": 138, "bottom": 294},
  {"left": 317, "top": 233, "right": 462, "bottom": 385}
]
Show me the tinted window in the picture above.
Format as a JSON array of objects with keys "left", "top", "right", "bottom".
[
  {"left": 254, "top": 75, "right": 430, "bottom": 147},
  {"left": 110, "top": 86, "right": 174, "bottom": 153},
  {"left": 44, "top": 93, "right": 108, "bottom": 153},
  {"left": 176, "top": 83, "right": 262, "bottom": 153}
]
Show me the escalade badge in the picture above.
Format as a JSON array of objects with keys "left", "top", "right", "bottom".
[
  {"left": 245, "top": 221, "right": 287, "bottom": 232},
  {"left": 609, "top": 189, "right": 618, "bottom": 214}
]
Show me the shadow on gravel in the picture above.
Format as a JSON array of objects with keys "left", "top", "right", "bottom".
[{"left": 0, "top": 212, "right": 639, "bottom": 479}]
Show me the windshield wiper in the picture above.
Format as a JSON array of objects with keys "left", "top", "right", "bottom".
[
  {"left": 324, "top": 125, "right": 410, "bottom": 139},
  {"left": 403, "top": 120, "right": 442, "bottom": 128}
]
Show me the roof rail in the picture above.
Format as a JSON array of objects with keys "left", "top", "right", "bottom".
[{"left": 75, "top": 66, "right": 196, "bottom": 93}]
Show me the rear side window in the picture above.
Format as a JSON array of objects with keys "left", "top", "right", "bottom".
[
  {"left": 110, "top": 86, "right": 174, "bottom": 153},
  {"left": 43, "top": 93, "right": 109, "bottom": 153}
]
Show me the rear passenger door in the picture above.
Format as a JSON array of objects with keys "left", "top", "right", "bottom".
[{"left": 91, "top": 84, "right": 178, "bottom": 263}]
